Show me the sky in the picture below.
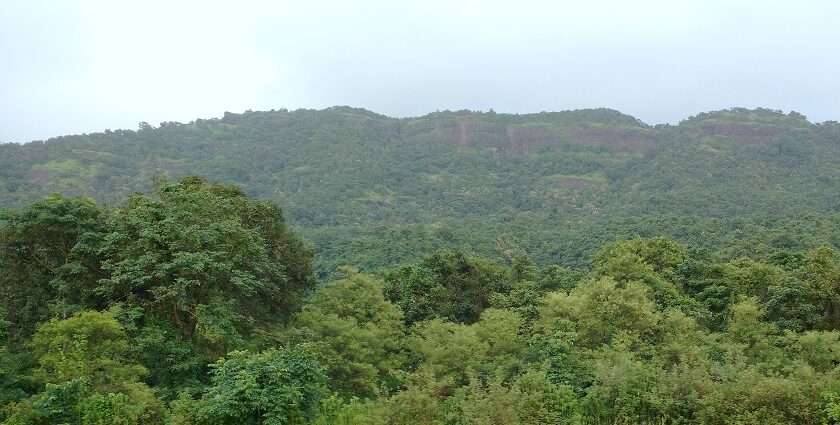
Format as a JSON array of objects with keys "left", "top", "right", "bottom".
[{"left": 1, "top": 0, "right": 839, "bottom": 143}]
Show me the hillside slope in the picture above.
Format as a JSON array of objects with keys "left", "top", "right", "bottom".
[{"left": 2, "top": 107, "right": 839, "bottom": 276}]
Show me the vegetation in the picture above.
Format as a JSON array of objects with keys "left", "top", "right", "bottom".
[
  {"left": 0, "top": 174, "right": 838, "bottom": 423},
  {"left": 1, "top": 106, "right": 840, "bottom": 422},
  {"left": 2, "top": 107, "right": 839, "bottom": 278}
]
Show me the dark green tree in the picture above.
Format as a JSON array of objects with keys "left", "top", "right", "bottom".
[
  {"left": 802, "top": 246, "right": 840, "bottom": 329},
  {"left": 0, "top": 195, "right": 106, "bottom": 341},
  {"left": 384, "top": 251, "right": 509, "bottom": 324},
  {"left": 100, "top": 177, "right": 315, "bottom": 351}
]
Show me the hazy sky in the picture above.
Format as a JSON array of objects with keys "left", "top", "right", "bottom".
[{"left": 2, "top": 0, "right": 839, "bottom": 143}]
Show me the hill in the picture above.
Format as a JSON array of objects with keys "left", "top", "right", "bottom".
[{"left": 2, "top": 106, "right": 839, "bottom": 276}]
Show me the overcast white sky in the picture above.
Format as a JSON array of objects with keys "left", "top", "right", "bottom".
[{"left": 2, "top": 0, "right": 839, "bottom": 143}]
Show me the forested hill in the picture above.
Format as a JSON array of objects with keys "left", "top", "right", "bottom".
[{"left": 2, "top": 107, "right": 840, "bottom": 276}]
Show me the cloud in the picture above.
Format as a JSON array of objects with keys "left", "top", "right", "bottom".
[{"left": 1, "top": 0, "right": 839, "bottom": 142}]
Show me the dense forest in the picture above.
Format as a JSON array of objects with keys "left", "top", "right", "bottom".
[
  {"left": 2, "top": 107, "right": 839, "bottom": 278},
  {"left": 2, "top": 177, "right": 840, "bottom": 424},
  {"left": 1, "top": 107, "right": 840, "bottom": 423}
]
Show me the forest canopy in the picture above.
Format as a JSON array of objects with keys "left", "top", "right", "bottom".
[
  {"left": 1, "top": 107, "right": 840, "bottom": 423},
  {"left": 1, "top": 176, "right": 840, "bottom": 424},
  {"left": 2, "top": 107, "right": 839, "bottom": 278}
]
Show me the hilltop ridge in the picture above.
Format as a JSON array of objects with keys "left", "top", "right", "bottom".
[{"left": 1, "top": 106, "right": 838, "bottom": 276}]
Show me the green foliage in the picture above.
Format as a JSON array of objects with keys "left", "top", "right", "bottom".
[
  {"left": 582, "top": 344, "right": 665, "bottom": 423},
  {"left": 409, "top": 319, "right": 489, "bottom": 384},
  {"left": 129, "top": 320, "right": 206, "bottom": 400},
  {"left": 764, "top": 277, "right": 821, "bottom": 331},
  {"left": 472, "top": 308, "right": 525, "bottom": 359},
  {"left": 383, "top": 251, "right": 508, "bottom": 324},
  {"left": 0, "top": 178, "right": 322, "bottom": 421},
  {"left": 788, "top": 330, "right": 840, "bottom": 373},
  {"left": 2, "top": 156, "right": 840, "bottom": 424},
  {"left": 371, "top": 368, "right": 450, "bottom": 425},
  {"left": 697, "top": 367, "right": 826, "bottom": 424},
  {"left": 100, "top": 176, "right": 314, "bottom": 349},
  {"left": 196, "top": 348, "right": 327, "bottom": 425},
  {"left": 802, "top": 246, "right": 840, "bottom": 329},
  {"left": 539, "top": 277, "right": 660, "bottom": 347},
  {"left": 0, "top": 313, "right": 28, "bottom": 407},
  {"left": 824, "top": 391, "right": 840, "bottom": 423},
  {"left": 3, "top": 107, "right": 840, "bottom": 279},
  {"left": 450, "top": 371, "right": 580, "bottom": 425},
  {"left": 2, "top": 311, "right": 165, "bottom": 425},
  {"left": 595, "top": 237, "right": 695, "bottom": 312},
  {"left": 0, "top": 195, "right": 106, "bottom": 341},
  {"left": 596, "top": 236, "right": 686, "bottom": 279},
  {"left": 293, "top": 271, "right": 405, "bottom": 397},
  {"left": 29, "top": 311, "right": 144, "bottom": 390}
]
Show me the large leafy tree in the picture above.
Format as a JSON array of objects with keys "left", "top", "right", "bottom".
[
  {"left": 294, "top": 271, "right": 405, "bottom": 398},
  {"left": 802, "top": 246, "right": 840, "bottom": 329},
  {"left": 383, "top": 251, "right": 509, "bottom": 324},
  {"left": 538, "top": 277, "right": 660, "bottom": 347},
  {"left": 0, "top": 195, "right": 107, "bottom": 341},
  {"left": 595, "top": 237, "right": 694, "bottom": 312},
  {"left": 2, "top": 310, "right": 165, "bottom": 425},
  {"left": 100, "top": 176, "right": 315, "bottom": 349},
  {"left": 195, "top": 348, "right": 327, "bottom": 425}
]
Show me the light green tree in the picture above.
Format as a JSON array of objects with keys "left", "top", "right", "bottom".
[
  {"left": 538, "top": 277, "right": 660, "bottom": 347},
  {"left": 2, "top": 310, "right": 164, "bottom": 425},
  {"left": 196, "top": 348, "right": 327, "bottom": 425},
  {"left": 294, "top": 271, "right": 405, "bottom": 397}
]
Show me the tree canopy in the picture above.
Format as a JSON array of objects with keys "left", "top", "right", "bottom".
[{"left": 1, "top": 105, "right": 840, "bottom": 423}]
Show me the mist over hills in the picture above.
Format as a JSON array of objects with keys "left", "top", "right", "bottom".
[{"left": 2, "top": 106, "right": 839, "bottom": 276}]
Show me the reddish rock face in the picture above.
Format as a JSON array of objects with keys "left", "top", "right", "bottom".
[
  {"left": 24, "top": 169, "right": 51, "bottom": 185},
  {"left": 414, "top": 117, "right": 657, "bottom": 154},
  {"left": 684, "top": 121, "right": 785, "bottom": 147},
  {"left": 405, "top": 108, "right": 811, "bottom": 155}
]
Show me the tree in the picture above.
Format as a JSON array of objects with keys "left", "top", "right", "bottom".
[
  {"left": 2, "top": 310, "right": 164, "bottom": 425},
  {"left": 294, "top": 271, "right": 405, "bottom": 397},
  {"left": 787, "top": 330, "right": 840, "bottom": 373},
  {"left": 538, "top": 277, "right": 660, "bottom": 347},
  {"left": 595, "top": 237, "right": 693, "bottom": 312},
  {"left": 409, "top": 319, "right": 489, "bottom": 384},
  {"left": 472, "top": 308, "right": 525, "bottom": 360},
  {"left": 381, "top": 265, "right": 441, "bottom": 325},
  {"left": 763, "top": 277, "right": 821, "bottom": 331},
  {"left": 802, "top": 246, "right": 840, "bottom": 329},
  {"left": 384, "top": 251, "right": 509, "bottom": 324},
  {"left": 595, "top": 237, "right": 685, "bottom": 281},
  {"left": 698, "top": 367, "right": 825, "bottom": 424},
  {"left": 724, "top": 298, "right": 783, "bottom": 365},
  {"left": 100, "top": 176, "right": 315, "bottom": 349},
  {"left": 30, "top": 310, "right": 144, "bottom": 390},
  {"left": 449, "top": 370, "right": 579, "bottom": 425},
  {"left": 675, "top": 256, "right": 735, "bottom": 331},
  {"left": 0, "top": 195, "right": 106, "bottom": 341},
  {"left": 196, "top": 348, "right": 327, "bottom": 425},
  {"left": 581, "top": 345, "right": 665, "bottom": 424},
  {"left": 0, "top": 312, "right": 27, "bottom": 408}
]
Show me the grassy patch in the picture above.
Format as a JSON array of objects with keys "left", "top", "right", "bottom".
[{"left": 33, "top": 159, "right": 99, "bottom": 179}]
